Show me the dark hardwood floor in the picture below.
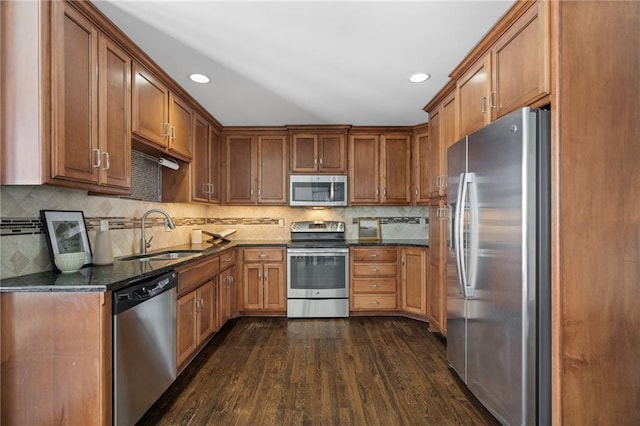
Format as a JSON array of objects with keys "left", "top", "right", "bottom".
[{"left": 139, "top": 317, "right": 498, "bottom": 425}]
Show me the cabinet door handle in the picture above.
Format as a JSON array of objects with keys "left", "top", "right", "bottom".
[
  {"left": 489, "top": 91, "right": 496, "bottom": 109},
  {"left": 481, "top": 96, "right": 487, "bottom": 113},
  {"left": 102, "top": 151, "right": 110, "bottom": 171},
  {"left": 250, "top": 188, "right": 254, "bottom": 196},
  {"left": 415, "top": 187, "right": 419, "bottom": 197},
  {"left": 92, "top": 149, "right": 101, "bottom": 168},
  {"left": 203, "top": 183, "right": 209, "bottom": 194},
  {"left": 383, "top": 188, "right": 387, "bottom": 197},
  {"left": 402, "top": 257, "right": 405, "bottom": 266},
  {"left": 314, "top": 157, "right": 317, "bottom": 165},
  {"left": 163, "top": 123, "right": 171, "bottom": 137},
  {"left": 319, "top": 157, "right": 323, "bottom": 165},
  {"left": 170, "top": 125, "right": 176, "bottom": 140},
  {"left": 376, "top": 188, "right": 379, "bottom": 197}
]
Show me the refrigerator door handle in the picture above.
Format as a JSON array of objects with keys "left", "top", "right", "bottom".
[
  {"left": 455, "top": 172, "right": 467, "bottom": 296},
  {"left": 466, "top": 172, "right": 478, "bottom": 298}
]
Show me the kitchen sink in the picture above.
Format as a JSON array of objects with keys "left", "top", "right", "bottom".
[{"left": 119, "top": 250, "right": 203, "bottom": 262}]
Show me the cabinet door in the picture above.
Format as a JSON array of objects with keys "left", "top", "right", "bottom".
[
  {"left": 98, "top": 34, "right": 131, "bottom": 191},
  {"left": 132, "top": 62, "right": 169, "bottom": 148},
  {"left": 413, "top": 129, "right": 430, "bottom": 204},
  {"left": 349, "top": 134, "right": 380, "bottom": 204},
  {"left": 439, "top": 91, "right": 457, "bottom": 196},
  {"left": 258, "top": 135, "right": 287, "bottom": 204},
  {"left": 242, "top": 264, "right": 263, "bottom": 310},
  {"left": 291, "top": 134, "right": 318, "bottom": 172},
  {"left": 263, "top": 263, "right": 285, "bottom": 311},
  {"left": 428, "top": 107, "right": 442, "bottom": 197},
  {"left": 226, "top": 135, "right": 257, "bottom": 204},
  {"left": 196, "top": 280, "right": 216, "bottom": 344},
  {"left": 192, "top": 113, "right": 209, "bottom": 202},
  {"left": 168, "top": 93, "right": 193, "bottom": 160},
  {"left": 318, "top": 134, "right": 347, "bottom": 173},
  {"left": 218, "top": 268, "right": 232, "bottom": 326},
  {"left": 381, "top": 134, "right": 411, "bottom": 204},
  {"left": 491, "top": 0, "right": 550, "bottom": 119},
  {"left": 177, "top": 291, "right": 197, "bottom": 368},
  {"left": 428, "top": 201, "right": 447, "bottom": 334},
  {"left": 402, "top": 248, "right": 427, "bottom": 316},
  {"left": 51, "top": 1, "right": 99, "bottom": 184},
  {"left": 457, "top": 55, "right": 491, "bottom": 137},
  {"left": 208, "top": 126, "right": 221, "bottom": 203}
]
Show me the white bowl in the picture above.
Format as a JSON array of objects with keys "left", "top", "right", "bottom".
[{"left": 54, "top": 252, "right": 86, "bottom": 273}]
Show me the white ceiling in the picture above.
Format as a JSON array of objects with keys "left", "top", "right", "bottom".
[{"left": 93, "top": 1, "right": 515, "bottom": 127}]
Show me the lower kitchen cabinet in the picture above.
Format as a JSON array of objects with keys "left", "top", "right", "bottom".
[
  {"left": 240, "top": 248, "right": 286, "bottom": 313},
  {"left": 176, "top": 255, "right": 220, "bottom": 371},
  {"left": 1, "top": 291, "right": 112, "bottom": 426},
  {"left": 350, "top": 247, "right": 399, "bottom": 312},
  {"left": 427, "top": 201, "right": 447, "bottom": 334},
  {"left": 218, "top": 250, "right": 237, "bottom": 327},
  {"left": 177, "top": 280, "right": 216, "bottom": 370},
  {"left": 401, "top": 247, "right": 427, "bottom": 317}
]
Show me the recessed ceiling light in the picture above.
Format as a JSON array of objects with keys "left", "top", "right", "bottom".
[
  {"left": 409, "top": 73, "right": 430, "bottom": 83},
  {"left": 189, "top": 73, "right": 210, "bottom": 84}
]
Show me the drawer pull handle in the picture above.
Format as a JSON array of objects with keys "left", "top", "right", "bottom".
[
  {"left": 370, "top": 253, "right": 378, "bottom": 257},
  {"left": 371, "top": 284, "right": 379, "bottom": 288},
  {"left": 371, "top": 269, "right": 380, "bottom": 272},
  {"left": 259, "top": 254, "right": 267, "bottom": 258},
  {"left": 371, "top": 301, "right": 380, "bottom": 305}
]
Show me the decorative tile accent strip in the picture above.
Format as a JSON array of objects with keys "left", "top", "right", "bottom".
[
  {"left": 1, "top": 215, "right": 284, "bottom": 236},
  {"left": 0, "top": 218, "right": 45, "bottom": 236},
  {"left": 352, "top": 217, "right": 427, "bottom": 225}
]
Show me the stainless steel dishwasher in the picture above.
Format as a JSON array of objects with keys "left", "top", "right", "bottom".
[{"left": 113, "top": 270, "right": 177, "bottom": 426}]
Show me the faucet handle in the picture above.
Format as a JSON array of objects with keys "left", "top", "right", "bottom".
[{"left": 145, "top": 236, "right": 154, "bottom": 249}]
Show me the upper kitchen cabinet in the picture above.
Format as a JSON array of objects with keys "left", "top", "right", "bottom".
[
  {"left": 426, "top": 86, "right": 457, "bottom": 199},
  {"left": 191, "top": 113, "right": 221, "bottom": 204},
  {"left": 132, "top": 63, "right": 193, "bottom": 161},
  {"left": 412, "top": 124, "right": 430, "bottom": 205},
  {"left": 349, "top": 129, "right": 412, "bottom": 205},
  {"left": 490, "top": 0, "right": 550, "bottom": 119},
  {"left": 224, "top": 130, "right": 288, "bottom": 205},
  {"left": 1, "top": 1, "right": 131, "bottom": 194},
  {"left": 289, "top": 126, "right": 349, "bottom": 173},
  {"left": 453, "top": 0, "right": 550, "bottom": 134}
]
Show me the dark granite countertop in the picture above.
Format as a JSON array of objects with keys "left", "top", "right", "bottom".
[
  {"left": 0, "top": 240, "right": 288, "bottom": 293},
  {"left": 347, "top": 239, "right": 428, "bottom": 248}
]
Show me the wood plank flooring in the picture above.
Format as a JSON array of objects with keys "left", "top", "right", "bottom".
[{"left": 139, "top": 317, "right": 498, "bottom": 425}]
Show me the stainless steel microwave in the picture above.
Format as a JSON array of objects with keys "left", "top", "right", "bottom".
[{"left": 289, "top": 175, "right": 348, "bottom": 206}]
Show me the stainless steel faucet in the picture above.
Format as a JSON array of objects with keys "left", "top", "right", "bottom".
[{"left": 140, "top": 209, "right": 176, "bottom": 254}]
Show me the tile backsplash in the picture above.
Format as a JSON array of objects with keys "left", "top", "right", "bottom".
[{"left": 0, "top": 185, "right": 428, "bottom": 278}]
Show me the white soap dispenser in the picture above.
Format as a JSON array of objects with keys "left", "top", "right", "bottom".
[{"left": 93, "top": 219, "right": 114, "bottom": 265}]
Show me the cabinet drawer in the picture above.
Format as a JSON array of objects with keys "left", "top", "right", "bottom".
[
  {"left": 352, "top": 247, "right": 397, "bottom": 262},
  {"left": 177, "top": 256, "right": 220, "bottom": 295},
  {"left": 219, "top": 250, "right": 236, "bottom": 268},
  {"left": 352, "top": 294, "right": 397, "bottom": 310},
  {"left": 352, "top": 278, "right": 397, "bottom": 293},
  {"left": 243, "top": 248, "right": 284, "bottom": 262},
  {"left": 353, "top": 263, "right": 397, "bottom": 277}
]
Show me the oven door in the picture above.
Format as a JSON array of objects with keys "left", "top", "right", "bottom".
[{"left": 287, "top": 248, "right": 349, "bottom": 298}]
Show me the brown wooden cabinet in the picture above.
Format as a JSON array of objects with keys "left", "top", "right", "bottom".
[
  {"left": 349, "top": 131, "right": 412, "bottom": 205},
  {"left": 176, "top": 255, "right": 220, "bottom": 371},
  {"left": 427, "top": 201, "right": 447, "bottom": 334},
  {"left": 289, "top": 127, "right": 348, "bottom": 173},
  {"left": 1, "top": 291, "right": 112, "bottom": 426},
  {"left": 490, "top": 0, "right": 550, "bottom": 119},
  {"left": 426, "top": 87, "right": 456, "bottom": 199},
  {"left": 401, "top": 247, "right": 427, "bottom": 317},
  {"left": 350, "top": 247, "right": 399, "bottom": 312},
  {"left": 240, "top": 248, "right": 286, "bottom": 312},
  {"left": 224, "top": 131, "right": 287, "bottom": 205},
  {"left": 217, "top": 250, "right": 236, "bottom": 327},
  {"left": 191, "top": 113, "right": 221, "bottom": 204},
  {"left": 48, "top": 2, "right": 131, "bottom": 193},
  {"left": 457, "top": 54, "right": 492, "bottom": 137},
  {"left": 412, "top": 124, "right": 430, "bottom": 205},
  {"left": 132, "top": 63, "right": 193, "bottom": 161}
]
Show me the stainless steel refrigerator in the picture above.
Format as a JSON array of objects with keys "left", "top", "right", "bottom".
[{"left": 446, "top": 107, "right": 551, "bottom": 425}]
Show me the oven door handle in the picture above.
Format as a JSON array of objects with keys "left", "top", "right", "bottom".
[{"left": 287, "top": 248, "right": 349, "bottom": 255}]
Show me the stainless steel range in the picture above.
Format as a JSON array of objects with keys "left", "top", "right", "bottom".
[{"left": 287, "top": 221, "right": 349, "bottom": 318}]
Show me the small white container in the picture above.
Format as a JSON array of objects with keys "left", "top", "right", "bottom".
[
  {"left": 191, "top": 229, "right": 202, "bottom": 244},
  {"left": 54, "top": 252, "right": 85, "bottom": 273}
]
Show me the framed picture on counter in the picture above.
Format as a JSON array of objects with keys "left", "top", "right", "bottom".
[
  {"left": 358, "top": 218, "right": 381, "bottom": 241},
  {"left": 41, "top": 210, "right": 92, "bottom": 269}
]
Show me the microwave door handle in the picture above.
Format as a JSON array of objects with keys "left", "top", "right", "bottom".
[{"left": 330, "top": 182, "right": 334, "bottom": 202}]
